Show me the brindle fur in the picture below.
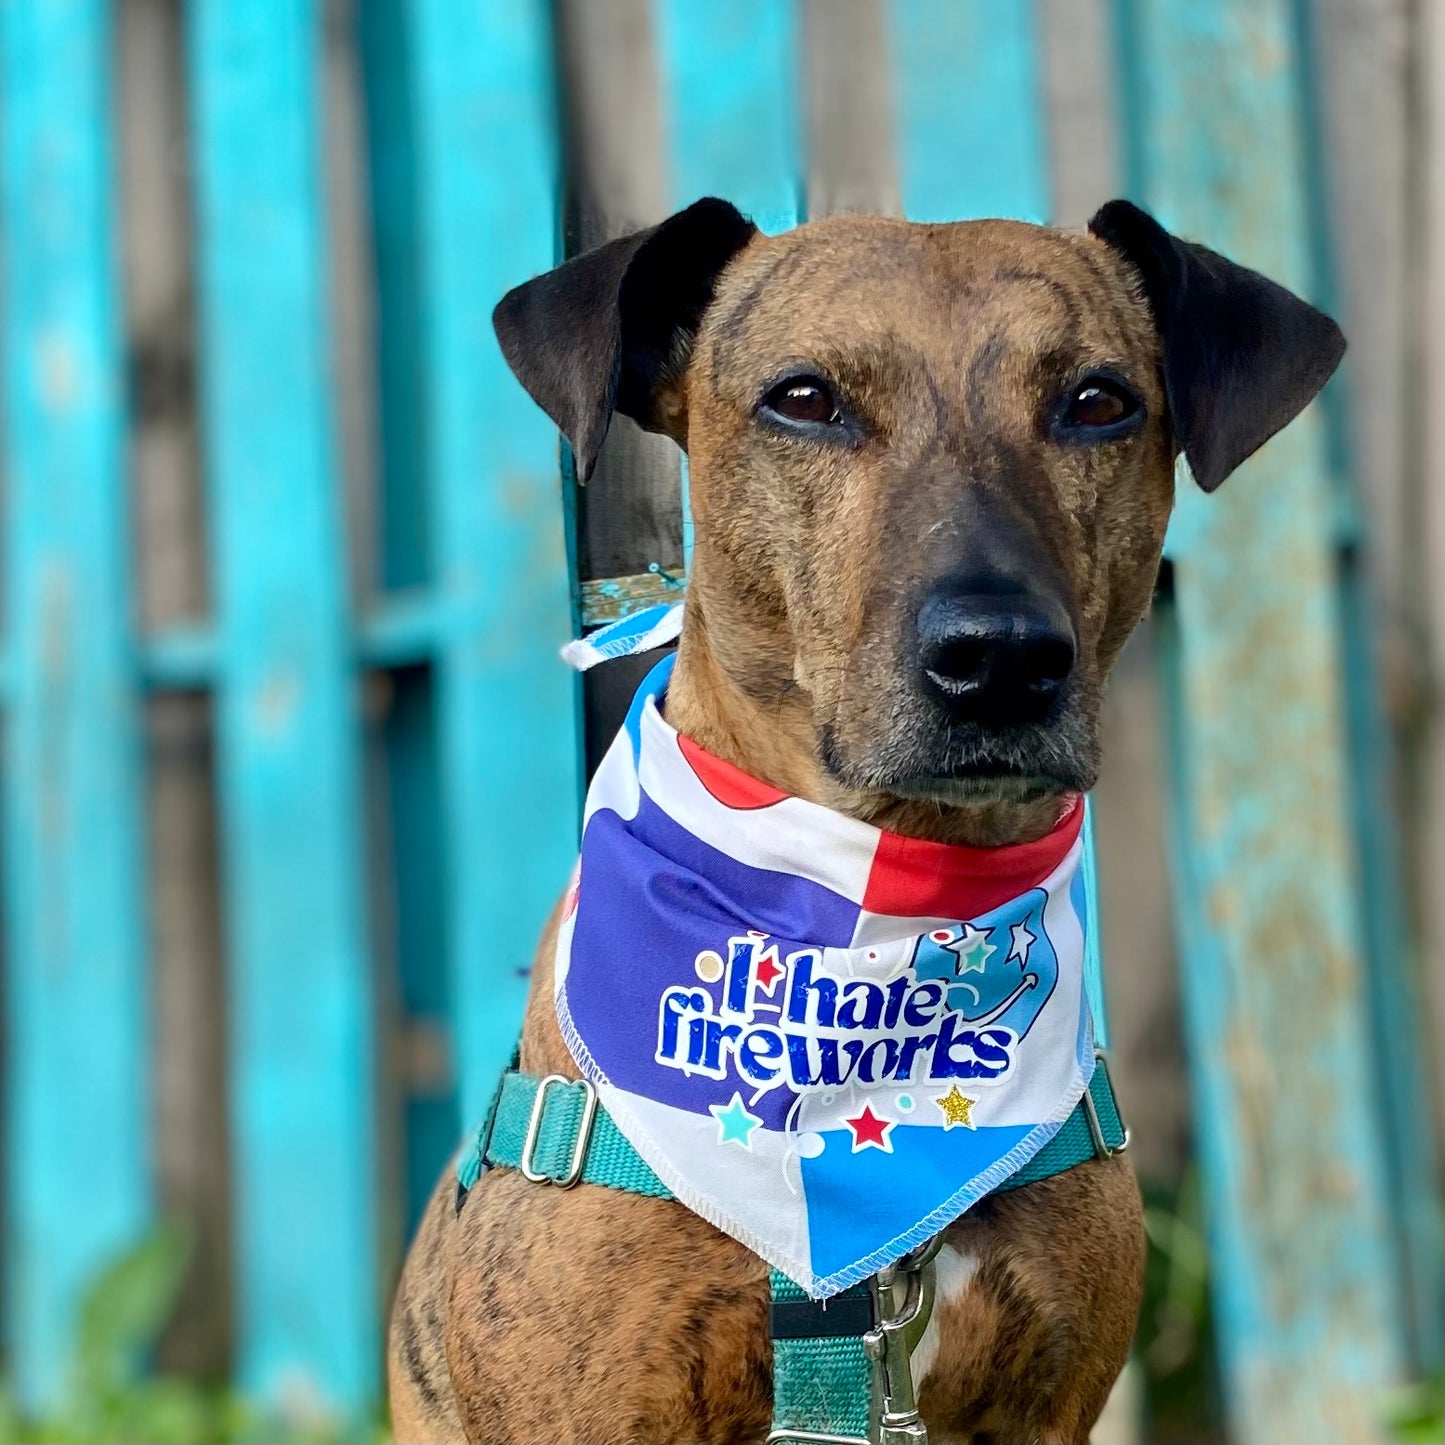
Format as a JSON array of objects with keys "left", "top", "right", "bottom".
[{"left": 389, "top": 207, "right": 1342, "bottom": 1443}]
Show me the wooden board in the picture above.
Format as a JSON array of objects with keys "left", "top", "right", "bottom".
[
  {"left": 555, "top": 0, "right": 679, "bottom": 776},
  {"left": 187, "top": 0, "right": 375, "bottom": 1411},
  {"left": 888, "top": 0, "right": 1048, "bottom": 224},
  {"left": 0, "top": 0, "right": 151, "bottom": 1404},
  {"left": 1308, "top": 0, "right": 1443, "bottom": 1374},
  {"left": 801, "top": 0, "right": 899, "bottom": 218},
  {"left": 1421, "top": 0, "right": 1445, "bottom": 1178},
  {"left": 404, "top": 0, "right": 580, "bottom": 1125},
  {"left": 1123, "top": 1, "right": 1407, "bottom": 1435}
]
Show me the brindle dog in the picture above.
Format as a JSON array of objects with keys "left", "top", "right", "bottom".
[{"left": 389, "top": 198, "right": 1344, "bottom": 1444}]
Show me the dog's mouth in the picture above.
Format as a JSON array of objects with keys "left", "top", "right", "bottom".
[
  {"left": 886, "top": 766, "right": 1066, "bottom": 806},
  {"left": 819, "top": 712, "right": 1097, "bottom": 810}
]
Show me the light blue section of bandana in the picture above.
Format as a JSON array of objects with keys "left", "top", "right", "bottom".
[
  {"left": 561, "top": 601, "right": 684, "bottom": 671},
  {"left": 621, "top": 652, "right": 677, "bottom": 761},
  {"left": 800, "top": 1122, "right": 1034, "bottom": 1284}
]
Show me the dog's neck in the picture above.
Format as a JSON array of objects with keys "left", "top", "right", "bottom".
[{"left": 664, "top": 597, "right": 1069, "bottom": 851}]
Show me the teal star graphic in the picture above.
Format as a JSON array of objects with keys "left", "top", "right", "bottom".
[
  {"left": 710, "top": 1092, "right": 763, "bottom": 1149},
  {"left": 945, "top": 922, "right": 995, "bottom": 975}
]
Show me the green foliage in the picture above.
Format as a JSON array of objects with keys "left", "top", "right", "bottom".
[
  {"left": 1387, "top": 1377, "right": 1445, "bottom": 1445},
  {"left": 1136, "top": 1168, "right": 1225, "bottom": 1444},
  {"left": 0, "top": 1225, "right": 385, "bottom": 1443}
]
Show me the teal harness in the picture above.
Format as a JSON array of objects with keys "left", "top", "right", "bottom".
[{"left": 455, "top": 1054, "right": 1126, "bottom": 1444}]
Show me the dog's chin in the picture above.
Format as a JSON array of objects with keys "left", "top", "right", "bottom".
[
  {"left": 820, "top": 712, "right": 1098, "bottom": 811},
  {"left": 885, "top": 770, "right": 1067, "bottom": 807}
]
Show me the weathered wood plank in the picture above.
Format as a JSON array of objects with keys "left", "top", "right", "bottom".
[
  {"left": 117, "top": 0, "right": 232, "bottom": 1378},
  {"left": 0, "top": 0, "right": 151, "bottom": 1404},
  {"left": 581, "top": 568, "right": 688, "bottom": 627},
  {"left": 1037, "top": 0, "right": 1122, "bottom": 228},
  {"left": 887, "top": 0, "right": 1048, "bottom": 224},
  {"left": 801, "top": 0, "right": 899, "bottom": 218},
  {"left": 404, "top": 0, "right": 579, "bottom": 1122},
  {"left": 1091, "top": 624, "right": 1188, "bottom": 1180},
  {"left": 1122, "top": 1, "right": 1406, "bottom": 1436},
  {"left": 556, "top": 0, "right": 678, "bottom": 775},
  {"left": 558, "top": 0, "right": 678, "bottom": 585},
  {"left": 1406, "top": 0, "right": 1445, "bottom": 1365},
  {"left": 146, "top": 693, "right": 231, "bottom": 1377},
  {"left": 658, "top": 0, "right": 801, "bottom": 231},
  {"left": 187, "top": 0, "right": 376, "bottom": 1410},
  {"left": 1419, "top": 0, "right": 1445, "bottom": 1176},
  {"left": 655, "top": 0, "right": 802, "bottom": 569},
  {"left": 1307, "top": 0, "right": 1443, "bottom": 1375},
  {"left": 1308, "top": 7, "right": 1443, "bottom": 1363},
  {"left": 355, "top": 0, "right": 453, "bottom": 1241}
]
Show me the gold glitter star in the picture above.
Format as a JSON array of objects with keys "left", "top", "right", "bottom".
[{"left": 934, "top": 1086, "right": 977, "bottom": 1130}]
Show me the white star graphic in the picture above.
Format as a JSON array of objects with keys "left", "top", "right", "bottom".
[
  {"left": 1007, "top": 920, "right": 1036, "bottom": 965},
  {"left": 942, "top": 922, "right": 994, "bottom": 974}
]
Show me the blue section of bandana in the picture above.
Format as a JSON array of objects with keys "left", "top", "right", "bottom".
[
  {"left": 799, "top": 1121, "right": 1034, "bottom": 1282},
  {"left": 566, "top": 793, "right": 863, "bottom": 1127}
]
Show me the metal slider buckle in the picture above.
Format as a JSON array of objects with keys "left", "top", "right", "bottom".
[
  {"left": 1082, "top": 1047, "right": 1130, "bottom": 1161},
  {"left": 765, "top": 1432, "right": 870, "bottom": 1445},
  {"left": 520, "top": 1074, "right": 597, "bottom": 1188}
]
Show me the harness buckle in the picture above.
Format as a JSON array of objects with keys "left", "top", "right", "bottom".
[
  {"left": 1082, "top": 1047, "right": 1130, "bottom": 1161},
  {"left": 764, "top": 1433, "right": 870, "bottom": 1445},
  {"left": 520, "top": 1074, "right": 598, "bottom": 1188},
  {"left": 864, "top": 1233, "right": 944, "bottom": 1445}
]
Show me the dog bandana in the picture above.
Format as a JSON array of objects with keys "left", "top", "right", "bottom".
[{"left": 554, "top": 648, "right": 1095, "bottom": 1297}]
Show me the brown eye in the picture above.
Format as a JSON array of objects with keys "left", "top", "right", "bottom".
[
  {"left": 1068, "top": 386, "right": 1125, "bottom": 426},
  {"left": 1057, "top": 375, "right": 1143, "bottom": 437},
  {"left": 761, "top": 376, "right": 842, "bottom": 427}
]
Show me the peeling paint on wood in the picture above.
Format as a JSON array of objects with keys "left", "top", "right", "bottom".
[
  {"left": 581, "top": 568, "right": 688, "bottom": 627},
  {"left": 1124, "top": 1, "right": 1407, "bottom": 1437}
]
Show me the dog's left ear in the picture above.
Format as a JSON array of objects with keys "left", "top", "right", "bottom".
[
  {"left": 1088, "top": 199, "right": 1345, "bottom": 492},
  {"left": 493, "top": 197, "right": 757, "bottom": 481}
]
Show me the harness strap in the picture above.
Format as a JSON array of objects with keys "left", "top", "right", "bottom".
[
  {"left": 456, "top": 1055, "right": 1125, "bottom": 1204},
  {"left": 456, "top": 1058, "right": 1126, "bottom": 1445},
  {"left": 768, "top": 1272, "right": 874, "bottom": 1444}
]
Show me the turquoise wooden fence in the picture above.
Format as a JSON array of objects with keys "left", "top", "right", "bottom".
[{"left": 0, "top": 0, "right": 1435, "bottom": 1437}]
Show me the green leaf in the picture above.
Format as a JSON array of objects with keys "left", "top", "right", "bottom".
[{"left": 75, "top": 1221, "right": 194, "bottom": 1394}]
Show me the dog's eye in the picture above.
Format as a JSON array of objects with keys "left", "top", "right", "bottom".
[
  {"left": 1058, "top": 375, "right": 1143, "bottom": 436},
  {"left": 1068, "top": 386, "right": 1128, "bottom": 426},
  {"left": 761, "top": 376, "right": 841, "bottom": 427}
]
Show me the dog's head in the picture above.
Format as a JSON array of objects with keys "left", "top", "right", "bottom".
[{"left": 496, "top": 198, "right": 1343, "bottom": 817}]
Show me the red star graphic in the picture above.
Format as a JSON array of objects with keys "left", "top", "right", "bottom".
[
  {"left": 845, "top": 1103, "right": 894, "bottom": 1152},
  {"left": 755, "top": 949, "right": 785, "bottom": 991}
]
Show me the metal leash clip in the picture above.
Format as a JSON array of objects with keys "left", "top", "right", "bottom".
[{"left": 865, "top": 1233, "right": 945, "bottom": 1445}]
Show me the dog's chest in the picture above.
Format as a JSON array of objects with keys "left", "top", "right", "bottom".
[{"left": 909, "top": 1242, "right": 979, "bottom": 1388}]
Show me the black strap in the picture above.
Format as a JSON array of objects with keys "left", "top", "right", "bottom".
[{"left": 769, "top": 1286, "right": 874, "bottom": 1340}]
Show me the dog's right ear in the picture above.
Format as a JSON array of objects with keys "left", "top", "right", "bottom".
[{"left": 493, "top": 197, "right": 757, "bottom": 480}]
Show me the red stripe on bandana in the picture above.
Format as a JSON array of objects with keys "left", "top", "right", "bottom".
[
  {"left": 677, "top": 734, "right": 790, "bottom": 810},
  {"left": 861, "top": 795, "right": 1083, "bottom": 921}
]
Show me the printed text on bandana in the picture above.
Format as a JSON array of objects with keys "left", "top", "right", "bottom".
[{"left": 656, "top": 935, "right": 1020, "bottom": 1092}]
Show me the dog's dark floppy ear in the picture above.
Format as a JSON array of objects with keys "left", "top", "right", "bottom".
[
  {"left": 493, "top": 197, "right": 756, "bottom": 480},
  {"left": 1088, "top": 199, "right": 1345, "bottom": 492}
]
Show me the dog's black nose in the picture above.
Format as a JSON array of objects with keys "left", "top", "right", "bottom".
[{"left": 917, "top": 592, "right": 1075, "bottom": 725}]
